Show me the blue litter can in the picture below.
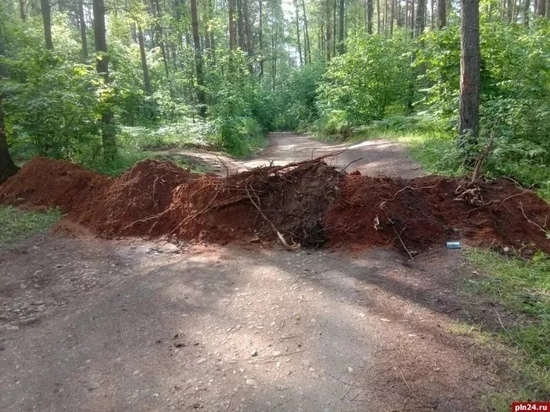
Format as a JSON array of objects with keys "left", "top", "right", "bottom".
[{"left": 446, "top": 241, "right": 462, "bottom": 249}]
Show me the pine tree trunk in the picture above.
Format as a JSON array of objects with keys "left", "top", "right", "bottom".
[
  {"left": 259, "top": 0, "right": 263, "bottom": 76},
  {"left": 390, "top": 0, "right": 395, "bottom": 35},
  {"left": 92, "top": 0, "right": 117, "bottom": 162},
  {"left": 229, "top": 0, "right": 236, "bottom": 50},
  {"left": 237, "top": 0, "right": 245, "bottom": 50},
  {"left": 438, "top": 0, "right": 447, "bottom": 27},
  {"left": 294, "top": 0, "right": 303, "bottom": 65},
  {"left": 19, "top": 0, "right": 26, "bottom": 21},
  {"left": 537, "top": 0, "right": 546, "bottom": 15},
  {"left": 152, "top": 0, "right": 173, "bottom": 97},
  {"left": 367, "top": 0, "right": 374, "bottom": 33},
  {"left": 301, "top": 0, "right": 311, "bottom": 63},
  {"left": 415, "top": 0, "right": 426, "bottom": 36},
  {"left": 458, "top": 0, "right": 481, "bottom": 156},
  {"left": 243, "top": 0, "right": 254, "bottom": 66},
  {"left": 0, "top": 36, "right": 18, "bottom": 184},
  {"left": 78, "top": 1, "right": 88, "bottom": 58},
  {"left": 338, "top": 0, "right": 345, "bottom": 54},
  {"left": 190, "top": 0, "right": 206, "bottom": 116},
  {"left": 377, "top": 0, "right": 381, "bottom": 33},
  {"left": 333, "top": 0, "right": 337, "bottom": 57},
  {"left": 41, "top": 0, "right": 53, "bottom": 50},
  {"left": 0, "top": 111, "right": 19, "bottom": 185},
  {"left": 138, "top": 25, "right": 152, "bottom": 95}
]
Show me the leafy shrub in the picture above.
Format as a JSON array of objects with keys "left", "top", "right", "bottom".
[{"left": 316, "top": 33, "right": 411, "bottom": 136}]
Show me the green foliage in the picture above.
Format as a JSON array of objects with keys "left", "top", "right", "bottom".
[
  {"left": 0, "top": 206, "right": 62, "bottom": 250},
  {"left": 2, "top": 17, "right": 101, "bottom": 160},
  {"left": 275, "top": 63, "right": 325, "bottom": 131},
  {"left": 205, "top": 51, "right": 267, "bottom": 157},
  {"left": 316, "top": 33, "right": 411, "bottom": 136},
  {"left": 467, "top": 250, "right": 550, "bottom": 404}
]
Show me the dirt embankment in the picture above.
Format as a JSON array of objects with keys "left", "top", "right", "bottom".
[{"left": 1, "top": 157, "right": 549, "bottom": 256}]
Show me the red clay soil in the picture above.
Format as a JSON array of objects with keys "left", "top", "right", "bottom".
[{"left": 1, "top": 157, "right": 549, "bottom": 256}]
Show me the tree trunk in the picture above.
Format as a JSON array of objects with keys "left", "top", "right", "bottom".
[
  {"left": 138, "top": 25, "right": 152, "bottom": 95},
  {"left": 152, "top": 0, "right": 173, "bottom": 97},
  {"left": 92, "top": 0, "right": 117, "bottom": 162},
  {"left": 0, "top": 33, "right": 18, "bottom": 184},
  {"left": 190, "top": 0, "right": 206, "bottom": 116},
  {"left": 338, "top": 0, "right": 345, "bottom": 54},
  {"left": 523, "top": 0, "right": 530, "bottom": 26},
  {"left": 367, "top": 0, "right": 374, "bottom": 33},
  {"left": 537, "top": 0, "right": 546, "bottom": 15},
  {"left": 409, "top": 0, "right": 416, "bottom": 37},
  {"left": 243, "top": 0, "right": 254, "bottom": 67},
  {"left": 333, "top": 0, "right": 337, "bottom": 57},
  {"left": 293, "top": 0, "right": 303, "bottom": 65},
  {"left": 259, "top": 0, "right": 263, "bottom": 76},
  {"left": 301, "top": 0, "right": 311, "bottom": 63},
  {"left": 271, "top": 8, "right": 276, "bottom": 90},
  {"left": 384, "top": 0, "right": 389, "bottom": 35},
  {"left": 326, "top": 0, "right": 332, "bottom": 60},
  {"left": 377, "top": 0, "right": 381, "bottom": 33},
  {"left": 229, "top": 0, "right": 236, "bottom": 50},
  {"left": 19, "top": 0, "right": 26, "bottom": 21},
  {"left": 390, "top": 0, "right": 395, "bottom": 35},
  {"left": 237, "top": 0, "right": 245, "bottom": 50},
  {"left": 438, "top": 0, "right": 447, "bottom": 27},
  {"left": 78, "top": 1, "right": 88, "bottom": 58},
  {"left": 415, "top": 0, "right": 425, "bottom": 36},
  {"left": 0, "top": 108, "right": 19, "bottom": 185},
  {"left": 458, "top": 0, "right": 481, "bottom": 156},
  {"left": 41, "top": 0, "right": 53, "bottom": 50}
]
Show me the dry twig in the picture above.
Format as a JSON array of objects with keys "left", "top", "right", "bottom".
[
  {"left": 245, "top": 185, "right": 299, "bottom": 251},
  {"left": 393, "top": 226, "right": 415, "bottom": 260}
]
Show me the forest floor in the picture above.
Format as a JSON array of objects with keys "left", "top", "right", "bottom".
[{"left": 0, "top": 133, "right": 531, "bottom": 411}]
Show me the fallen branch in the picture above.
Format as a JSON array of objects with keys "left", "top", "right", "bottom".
[
  {"left": 380, "top": 184, "right": 438, "bottom": 208},
  {"left": 519, "top": 202, "right": 548, "bottom": 236},
  {"left": 399, "top": 369, "right": 419, "bottom": 401},
  {"left": 393, "top": 226, "right": 415, "bottom": 260},
  {"left": 494, "top": 190, "right": 530, "bottom": 211},
  {"left": 245, "top": 186, "right": 300, "bottom": 251},
  {"left": 341, "top": 157, "right": 363, "bottom": 172},
  {"left": 216, "top": 156, "right": 230, "bottom": 178}
]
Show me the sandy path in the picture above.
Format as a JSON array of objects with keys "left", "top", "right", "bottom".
[
  {"left": 157, "top": 132, "right": 424, "bottom": 178},
  {"left": 0, "top": 136, "right": 501, "bottom": 412}
]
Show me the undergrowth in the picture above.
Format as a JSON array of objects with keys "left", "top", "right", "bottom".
[
  {"left": 466, "top": 250, "right": 550, "bottom": 410},
  {"left": 0, "top": 206, "right": 62, "bottom": 250}
]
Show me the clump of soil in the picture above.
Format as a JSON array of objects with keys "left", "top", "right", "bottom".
[
  {"left": 72, "top": 159, "right": 195, "bottom": 236},
  {"left": 326, "top": 175, "right": 550, "bottom": 256},
  {"left": 159, "top": 161, "right": 343, "bottom": 246},
  {"left": 0, "top": 157, "right": 110, "bottom": 212},
  {"left": 1, "top": 157, "right": 549, "bottom": 256}
]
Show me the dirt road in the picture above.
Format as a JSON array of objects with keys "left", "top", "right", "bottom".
[
  {"left": 0, "top": 134, "right": 502, "bottom": 411},
  {"left": 158, "top": 132, "right": 424, "bottom": 178}
]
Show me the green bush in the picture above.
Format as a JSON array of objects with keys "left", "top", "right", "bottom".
[{"left": 316, "top": 33, "right": 411, "bottom": 136}]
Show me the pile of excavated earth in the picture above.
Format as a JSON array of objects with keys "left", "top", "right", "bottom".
[{"left": 1, "top": 157, "right": 549, "bottom": 256}]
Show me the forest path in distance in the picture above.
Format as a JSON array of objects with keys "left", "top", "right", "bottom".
[
  {"left": 156, "top": 132, "right": 424, "bottom": 178},
  {"left": 0, "top": 134, "right": 505, "bottom": 412}
]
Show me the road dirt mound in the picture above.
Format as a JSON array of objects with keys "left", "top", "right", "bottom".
[
  {"left": 72, "top": 159, "right": 196, "bottom": 236},
  {"left": 157, "top": 161, "right": 343, "bottom": 246},
  {"left": 0, "top": 157, "right": 110, "bottom": 212},
  {"left": 326, "top": 175, "right": 550, "bottom": 256},
  {"left": 1, "top": 157, "right": 549, "bottom": 255}
]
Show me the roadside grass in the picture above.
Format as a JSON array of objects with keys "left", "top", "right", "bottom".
[
  {"left": 0, "top": 206, "right": 62, "bottom": 251},
  {"left": 465, "top": 250, "right": 550, "bottom": 410}
]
